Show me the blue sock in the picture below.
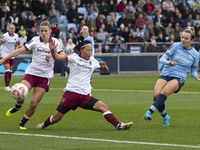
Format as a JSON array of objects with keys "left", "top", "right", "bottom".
[
  {"left": 158, "top": 104, "right": 167, "bottom": 117},
  {"left": 149, "top": 94, "right": 167, "bottom": 114}
]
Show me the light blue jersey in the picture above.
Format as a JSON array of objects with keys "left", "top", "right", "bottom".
[
  {"left": 84, "top": 35, "right": 95, "bottom": 55},
  {"left": 160, "top": 42, "right": 199, "bottom": 81}
]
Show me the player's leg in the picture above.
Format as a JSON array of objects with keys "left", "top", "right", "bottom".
[
  {"left": 153, "top": 79, "right": 168, "bottom": 118},
  {"left": 144, "top": 79, "right": 179, "bottom": 121},
  {"left": 19, "top": 87, "right": 46, "bottom": 129},
  {"left": 6, "top": 80, "right": 32, "bottom": 117},
  {"left": 3, "top": 61, "right": 12, "bottom": 91},
  {"left": 86, "top": 98, "right": 132, "bottom": 130},
  {"left": 36, "top": 106, "right": 69, "bottom": 129},
  {"left": 36, "top": 91, "right": 73, "bottom": 129},
  {"left": 144, "top": 79, "right": 167, "bottom": 120},
  {"left": 9, "top": 59, "right": 15, "bottom": 88}
]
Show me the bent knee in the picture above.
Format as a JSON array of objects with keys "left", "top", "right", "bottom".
[
  {"left": 94, "top": 101, "right": 109, "bottom": 112},
  {"left": 153, "top": 92, "right": 160, "bottom": 100}
]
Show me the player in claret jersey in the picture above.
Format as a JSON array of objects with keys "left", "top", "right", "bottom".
[
  {"left": 0, "top": 24, "right": 19, "bottom": 91},
  {"left": 0, "top": 21, "right": 66, "bottom": 130},
  {"left": 36, "top": 36, "right": 133, "bottom": 130}
]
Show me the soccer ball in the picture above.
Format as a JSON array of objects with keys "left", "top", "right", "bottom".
[{"left": 11, "top": 83, "right": 28, "bottom": 101}]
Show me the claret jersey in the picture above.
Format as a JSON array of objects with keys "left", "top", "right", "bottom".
[
  {"left": 64, "top": 53, "right": 101, "bottom": 95},
  {"left": 0, "top": 32, "right": 19, "bottom": 59},
  {"left": 24, "top": 36, "right": 63, "bottom": 78}
]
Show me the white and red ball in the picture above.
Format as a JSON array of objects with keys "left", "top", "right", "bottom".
[{"left": 11, "top": 83, "right": 28, "bottom": 101}]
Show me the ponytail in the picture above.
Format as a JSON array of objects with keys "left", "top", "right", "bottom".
[{"left": 183, "top": 26, "right": 195, "bottom": 40}]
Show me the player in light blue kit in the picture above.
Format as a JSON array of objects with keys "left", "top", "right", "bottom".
[{"left": 143, "top": 27, "right": 200, "bottom": 126}]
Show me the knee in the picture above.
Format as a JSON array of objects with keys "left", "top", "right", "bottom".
[
  {"left": 161, "top": 91, "right": 168, "bottom": 97},
  {"left": 94, "top": 101, "right": 109, "bottom": 112},
  {"left": 153, "top": 92, "right": 160, "bottom": 101},
  {"left": 99, "top": 102, "right": 109, "bottom": 112},
  {"left": 30, "top": 100, "right": 39, "bottom": 109}
]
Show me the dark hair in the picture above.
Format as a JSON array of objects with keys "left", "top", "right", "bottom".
[{"left": 74, "top": 35, "right": 92, "bottom": 53}]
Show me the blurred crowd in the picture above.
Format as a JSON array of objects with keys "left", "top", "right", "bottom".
[{"left": 1, "top": 0, "right": 200, "bottom": 53}]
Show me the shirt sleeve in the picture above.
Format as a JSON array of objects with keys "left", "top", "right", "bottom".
[
  {"left": 0, "top": 34, "right": 5, "bottom": 42},
  {"left": 159, "top": 53, "right": 170, "bottom": 65},
  {"left": 55, "top": 38, "right": 64, "bottom": 53},
  {"left": 15, "top": 34, "right": 19, "bottom": 42},
  {"left": 192, "top": 51, "right": 199, "bottom": 67},
  {"left": 24, "top": 37, "right": 36, "bottom": 52},
  {"left": 165, "top": 43, "right": 177, "bottom": 57},
  {"left": 67, "top": 53, "right": 74, "bottom": 63},
  {"left": 190, "top": 66, "right": 198, "bottom": 78},
  {"left": 93, "top": 57, "right": 101, "bottom": 69}
]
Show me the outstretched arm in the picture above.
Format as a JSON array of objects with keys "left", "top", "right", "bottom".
[
  {"left": 0, "top": 46, "right": 26, "bottom": 64},
  {"left": 191, "top": 66, "right": 200, "bottom": 81},
  {"left": 49, "top": 39, "right": 68, "bottom": 63},
  {"left": 99, "top": 61, "right": 109, "bottom": 72}
]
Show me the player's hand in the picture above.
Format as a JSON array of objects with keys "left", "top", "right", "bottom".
[
  {"left": 196, "top": 75, "right": 200, "bottom": 82},
  {"left": 169, "top": 61, "right": 177, "bottom": 66},
  {"left": 46, "top": 53, "right": 52, "bottom": 62},
  {"left": 0, "top": 58, "right": 4, "bottom": 65},
  {"left": 99, "top": 61, "right": 109, "bottom": 72},
  {"left": 49, "top": 39, "right": 58, "bottom": 52},
  {"left": 99, "top": 61, "right": 107, "bottom": 67}
]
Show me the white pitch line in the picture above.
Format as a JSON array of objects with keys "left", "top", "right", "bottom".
[
  {"left": 1, "top": 87, "right": 200, "bottom": 94},
  {"left": 0, "top": 132, "right": 200, "bottom": 149}
]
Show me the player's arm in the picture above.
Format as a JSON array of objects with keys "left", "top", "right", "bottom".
[
  {"left": 160, "top": 53, "right": 177, "bottom": 66},
  {"left": 0, "top": 40, "right": 3, "bottom": 45},
  {"left": 14, "top": 42, "right": 19, "bottom": 50},
  {"left": 190, "top": 66, "right": 200, "bottom": 81},
  {"left": 0, "top": 46, "right": 26, "bottom": 64},
  {"left": 49, "top": 40, "right": 68, "bottom": 63},
  {"left": 99, "top": 61, "right": 109, "bottom": 72}
]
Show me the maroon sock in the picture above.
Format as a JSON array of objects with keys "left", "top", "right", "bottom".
[
  {"left": 8, "top": 71, "right": 11, "bottom": 83},
  {"left": 15, "top": 103, "right": 22, "bottom": 110},
  {"left": 43, "top": 115, "right": 53, "bottom": 127},
  {"left": 20, "top": 114, "right": 30, "bottom": 126},
  {"left": 4, "top": 71, "right": 11, "bottom": 86},
  {"left": 103, "top": 111, "right": 120, "bottom": 128}
]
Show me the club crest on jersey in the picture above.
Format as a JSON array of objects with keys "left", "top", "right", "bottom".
[
  {"left": 89, "top": 61, "right": 92, "bottom": 65},
  {"left": 189, "top": 55, "right": 193, "bottom": 59}
]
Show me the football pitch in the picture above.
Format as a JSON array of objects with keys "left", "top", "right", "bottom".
[{"left": 0, "top": 74, "right": 200, "bottom": 150}]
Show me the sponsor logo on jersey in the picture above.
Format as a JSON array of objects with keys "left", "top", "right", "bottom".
[
  {"left": 77, "top": 63, "right": 92, "bottom": 71},
  {"left": 175, "top": 55, "right": 190, "bottom": 64},
  {"left": 37, "top": 48, "right": 50, "bottom": 53}
]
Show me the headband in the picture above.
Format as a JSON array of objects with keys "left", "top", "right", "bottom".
[{"left": 81, "top": 43, "right": 92, "bottom": 49}]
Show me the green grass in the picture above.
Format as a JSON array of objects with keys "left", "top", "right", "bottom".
[{"left": 0, "top": 74, "right": 200, "bottom": 150}]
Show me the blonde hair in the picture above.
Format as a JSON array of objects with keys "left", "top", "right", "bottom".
[
  {"left": 40, "top": 21, "right": 51, "bottom": 29},
  {"left": 183, "top": 26, "right": 195, "bottom": 40}
]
